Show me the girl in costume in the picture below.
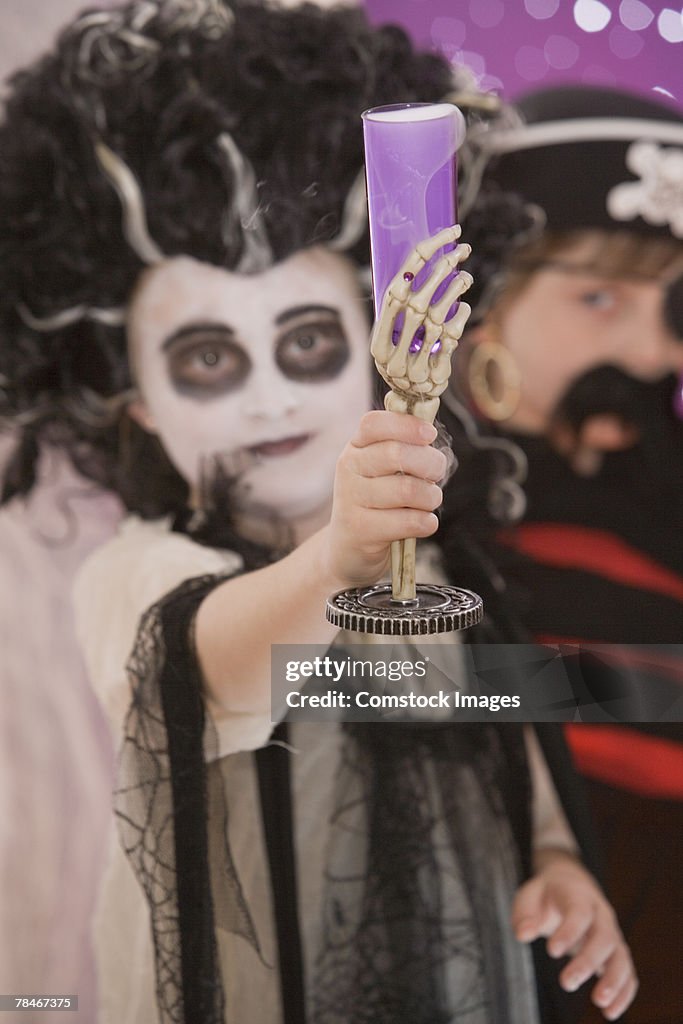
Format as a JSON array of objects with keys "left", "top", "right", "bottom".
[{"left": 0, "top": 6, "right": 635, "bottom": 1023}]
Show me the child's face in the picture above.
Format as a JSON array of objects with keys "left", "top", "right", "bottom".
[
  {"left": 493, "top": 235, "right": 683, "bottom": 434},
  {"left": 127, "top": 247, "right": 372, "bottom": 521}
]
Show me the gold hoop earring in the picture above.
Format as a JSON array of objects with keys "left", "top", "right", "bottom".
[{"left": 467, "top": 339, "right": 521, "bottom": 422}]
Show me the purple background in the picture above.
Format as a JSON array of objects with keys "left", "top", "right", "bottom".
[{"left": 364, "top": 0, "right": 682, "bottom": 106}]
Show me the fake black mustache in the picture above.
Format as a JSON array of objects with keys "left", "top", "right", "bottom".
[
  {"left": 553, "top": 364, "right": 683, "bottom": 517},
  {"left": 553, "top": 365, "right": 679, "bottom": 437}
]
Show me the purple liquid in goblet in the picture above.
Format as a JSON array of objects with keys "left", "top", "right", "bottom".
[{"left": 362, "top": 102, "right": 465, "bottom": 355}]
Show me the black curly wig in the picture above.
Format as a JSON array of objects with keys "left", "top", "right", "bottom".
[{"left": 0, "top": 0, "right": 473, "bottom": 509}]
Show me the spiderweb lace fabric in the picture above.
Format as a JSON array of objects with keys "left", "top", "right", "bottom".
[
  {"left": 116, "top": 573, "right": 540, "bottom": 1024},
  {"left": 116, "top": 574, "right": 257, "bottom": 1024},
  {"left": 310, "top": 722, "right": 539, "bottom": 1024}
]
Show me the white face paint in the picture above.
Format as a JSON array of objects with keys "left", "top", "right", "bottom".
[{"left": 127, "top": 248, "right": 372, "bottom": 523}]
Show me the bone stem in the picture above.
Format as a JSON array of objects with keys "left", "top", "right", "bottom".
[
  {"left": 390, "top": 538, "right": 417, "bottom": 601},
  {"left": 385, "top": 392, "right": 438, "bottom": 602}
]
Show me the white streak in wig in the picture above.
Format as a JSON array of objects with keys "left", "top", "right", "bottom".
[
  {"left": 14, "top": 403, "right": 53, "bottom": 427},
  {"left": 130, "top": 2, "right": 159, "bottom": 32},
  {"left": 17, "top": 303, "right": 126, "bottom": 332},
  {"left": 357, "top": 265, "right": 373, "bottom": 292},
  {"left": 70, "top": 11, "right": 124, "bottom": 34},
  {"left": 217, "top": 134, "right": 273, "bottom": 273},
  {"left": 159, "top": 0, "right": 234, "bottom": 38},
  {"left": 71, "top": 0, "right": 232, "bottom": 56},
  {"left": 94, "top": 142, "right": 165, "bottom": 265},
  {"left": 71, "top": 11, "right": 160, "bottom": 80},
  {"left": 327, "top": 168, "right": 369, "bottom": 253},
  {"left": 454, "top": 90, "right": 524, "bottom": 220},
  {"left": 63, "top": 387, "right": 138, "bottom": 428},
  {"left": 101, "top": 28, "right": 160, "bottom": 62}
]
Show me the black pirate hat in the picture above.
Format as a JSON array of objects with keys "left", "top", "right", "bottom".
[{"left": 477, "top": 84, "right": 683, "bottom": 241}]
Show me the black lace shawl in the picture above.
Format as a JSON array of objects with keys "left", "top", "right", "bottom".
[{"left": 115, "top": 561, "right": 594, "bottom": 1024}]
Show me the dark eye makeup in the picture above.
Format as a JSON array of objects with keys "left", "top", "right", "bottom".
[
  {"left": 161, "top": 308, "right": 350, "bottom": 396},
  {"left": 275, "top": 314, "right": 350, "bottom": 381},
  {"left": 163, "top": 324, "right": 251, "bottom": 396}
]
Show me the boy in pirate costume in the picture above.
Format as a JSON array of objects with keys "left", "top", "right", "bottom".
[{"left": 458, "top": 84, "right": 682, "bottom": 1024}]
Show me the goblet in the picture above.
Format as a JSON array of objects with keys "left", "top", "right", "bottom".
[{"left": 326, "top": 103, "right": 484, "bottom": 635}]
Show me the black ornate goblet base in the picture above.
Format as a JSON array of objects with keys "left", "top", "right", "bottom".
[{"left": 326, "top": 583, "right": 483, "bottom": 636}]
